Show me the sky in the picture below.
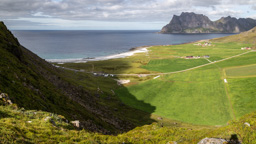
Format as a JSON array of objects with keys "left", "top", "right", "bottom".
[{"left": 1, "top": 0, "right": 256, "bottom": 30}]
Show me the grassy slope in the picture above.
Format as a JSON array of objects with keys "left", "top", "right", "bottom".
[
  {"left": 212, "top": 26, "right": 256, "bottom": 45},
  {"left": 1, "top": 20, "right": 256, "bottom": 142},
  {"left": 116, "top": 66, "right": 231, "bottom": 125},
  {"left": 227, "top": 77, "right": 256, "bottom": 118},
  {"left": 0, "top": 22, "right": 115, "bottom": 133},
  {"left": 0, "top": 103, "right": 256, "bottom": 143},
  {"left": 0, "top": 22, "right": 158, "bottom": 134}
]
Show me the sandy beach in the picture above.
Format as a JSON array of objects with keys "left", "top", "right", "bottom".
[{"left": 47, "top": 46, "right": 149, "bottom": 63}]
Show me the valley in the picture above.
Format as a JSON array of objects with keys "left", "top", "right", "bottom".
[
  {"left": 1, "top": 21, "right": 256, "bottom": 143},
  {"left": 59, "top": 40, "right": 256, "bottom": 126}
]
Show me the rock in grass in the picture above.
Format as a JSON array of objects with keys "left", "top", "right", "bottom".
[
  {"left": 44, "top": 116, "right": 51, "bottom": 121},
  {"left": 244, "top": 122, "right": 250, "bottom": 127},
  {"left": 198, "top": 138, "right": 227, "bottom": 144}
]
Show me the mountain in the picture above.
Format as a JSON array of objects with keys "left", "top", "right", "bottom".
[
  {"left": 0, "top": 22, "right": 154, "bottom": 134},
  {"left": 160, "top": 12, "right": 256, "bottom": 33}
]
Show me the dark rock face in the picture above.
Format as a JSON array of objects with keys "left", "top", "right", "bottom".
[{"left": 161, "top": 12, "right": 256, "bottom": 33}]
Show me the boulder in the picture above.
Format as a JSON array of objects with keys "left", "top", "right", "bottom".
[{"left": 198, "top": 138, "right": 227, "bottom": 144}]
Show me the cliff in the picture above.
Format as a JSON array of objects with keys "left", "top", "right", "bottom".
[{"left": 161, "top": 12, "right": 256, "bottom": 33}]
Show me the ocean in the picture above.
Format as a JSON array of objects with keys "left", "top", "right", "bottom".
[{"left": 12, "top": 30, "right": 234, "bottom": 60}]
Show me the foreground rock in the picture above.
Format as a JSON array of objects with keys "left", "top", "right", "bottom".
[
  {"left": 198, "top": 138, "right": 227, "bottom": 144},
  {"left": 161, "top": 12, "right": 256, "bottom": 33}
]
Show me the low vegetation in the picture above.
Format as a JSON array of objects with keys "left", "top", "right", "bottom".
[
  {"left": 1, "top": 21, "right": 256, "bottom": 143},
  {"left": 0, "top": 101, "right": 256, "bottom": 143}
]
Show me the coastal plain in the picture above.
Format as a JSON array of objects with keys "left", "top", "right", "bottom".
[{"left": 59, "top": 40, "right": 256, "bottom": 127}]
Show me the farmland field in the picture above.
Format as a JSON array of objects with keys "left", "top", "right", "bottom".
[
  {"left": 116, "top": 67, "right": 232, "bottom": 125},
  {"left": 62, "top": 42, "right": 256, "bottom": 126},
  {"left": 225, "top": 64, "right": 256, "bottom": 77},
  {"left": 227, "top": 77, "right": 256, "bottom": 118},
  {"left": 141, "top": 58, "right": 208, "bottom": 73}
]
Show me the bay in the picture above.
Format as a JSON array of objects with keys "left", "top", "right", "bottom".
[{"left": 12, "top": 30, "right": 234, "bottom": 60}]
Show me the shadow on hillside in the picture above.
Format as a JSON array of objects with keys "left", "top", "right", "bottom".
[
  {"left": 114, "top": 85, "right": 156, "bottom": 127},
  {"left": 0, "top": 111, "right": 12, "bottom": 118},
  {"left": 84, "top": 59, "right": 157, "bottom": 133}
]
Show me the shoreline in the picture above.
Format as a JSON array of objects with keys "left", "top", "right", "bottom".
[
  {"left": 47, "top": 46, "right": 150, "bottom": 63},
  {"left": 46, "top": 39, "right": 210, "bottom": 64}
]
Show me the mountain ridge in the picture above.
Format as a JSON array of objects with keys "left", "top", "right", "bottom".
[{"left": 161, "top": 12, "right": 256, "bottom": 33}]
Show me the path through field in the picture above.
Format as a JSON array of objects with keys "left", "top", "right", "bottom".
[{"left": 115, "top": 50, "right": 253, "bottom": 76}]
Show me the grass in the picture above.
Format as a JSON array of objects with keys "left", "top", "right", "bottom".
[
  {"left": 214, "top": 52, "right": 256, "bottom": 69},
  {"left": 225, "top": 64, "right": 256, "bottom": 77},
  {"left": 226, "top": 77, "right": 256, "bottom": 118},
  {"left": 59, "top": 42, "right": 249, "bottom": 74},
  {"left": 141, "top": 58, "right": 208, "bottom": 73},
  {"left": 116, "top": 67, "right": 232, "bottom": 125},
  {"left": 0, "top": 103, "right": 256, "bottom": 143},
  {"left": 212, "top": 26, "right": 256, "bottom": 46},
  {"left": 60, "top": 42, "right": 255, "bottom": 127},
  {"left": 1, "top": 22, "right": 256, "bottom": 143}
]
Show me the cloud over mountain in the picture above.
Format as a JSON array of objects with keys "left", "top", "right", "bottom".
[{"left": 1, "top": 0, "right": 256, "bottom": 30}]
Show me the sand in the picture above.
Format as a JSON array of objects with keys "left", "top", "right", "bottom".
[{"left": 47, "top": 46, "right": 149, "bottom": 63}]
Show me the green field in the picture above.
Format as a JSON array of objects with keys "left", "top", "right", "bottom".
[
  {"left": 60, "top": 42, "right": 249, "bottom": 74},
  {"left": 225, "top": 64, "right": 256, "bottom": 77},
  {"left": 116, "top": 67, "right": 232, "bottom": 125},
  {"left": 141, "top": 58, "right": 208, "bottom": 73},
  {"left": 227, "top": 77, "right": 256, "bottom": 118},
  {"left": 62, "top": 41, "right": 256, "bottom": 126}
]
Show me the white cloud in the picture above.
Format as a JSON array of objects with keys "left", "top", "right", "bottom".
[{"left": 0, "top": 0, "right": 256, "bottom": 29}]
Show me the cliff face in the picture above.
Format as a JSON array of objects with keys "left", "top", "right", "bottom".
[{"left": 161, "top": 12, "right": 256, "bottom": 33}]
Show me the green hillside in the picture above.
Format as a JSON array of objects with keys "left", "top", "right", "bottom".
[
  {"left": 1, "top": 20, "right": 256, "bottom": 143},
  {"left": 212, "top": 26, "right": 256, "bottom": 46},
  {"left": 0, "top": 97, "right": 255, "bottom": 143},
  {"left": 0, "top": 22, "right": 156, "bottom": 134}
]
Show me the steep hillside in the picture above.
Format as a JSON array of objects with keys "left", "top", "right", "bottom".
[
  {"left": 0, "top": 96, "right": 255, "bottom": 143},
  {"left": 161, "top": 12, "right": 256, "bottom": 33},
  {"left": 211, "top": 26, "right": 256, "bottom": 45},
  {"left": 0, "top": 22, "right": 154, "bottom": 134}
]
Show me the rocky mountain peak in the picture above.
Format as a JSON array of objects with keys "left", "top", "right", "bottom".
[{"left": 161, "top": 12, "right": 256, "bottom": 33}]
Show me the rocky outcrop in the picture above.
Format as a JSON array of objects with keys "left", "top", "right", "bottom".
[{"left": 161, "top": 12, "right": 256, "bottom": 33}]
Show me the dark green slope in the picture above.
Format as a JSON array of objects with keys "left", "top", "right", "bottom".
[{"left": 0, "top": 22, "right": 152, "bottom": 134}]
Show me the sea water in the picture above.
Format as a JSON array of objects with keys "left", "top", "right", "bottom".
[{"left": 12, "top": 30, "right": 234, "bottom": 60}]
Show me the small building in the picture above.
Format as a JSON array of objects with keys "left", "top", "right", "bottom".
[
  {"left": 241, "top": 47, "right": 252, "bottom": 50},
  {"left": 203, "top": 55, "right": 210, "bottom": 58},
  {"left": 186, "top": 56, "right": 194, "bottom": 59}
]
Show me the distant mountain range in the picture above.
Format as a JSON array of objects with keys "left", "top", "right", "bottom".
[{"left": 160, "top": 12, "right": 256, "bottom": 33}]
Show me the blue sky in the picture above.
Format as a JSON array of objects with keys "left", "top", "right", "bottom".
[{"left": 1, "top": 0, "right": 256, "bottom": 30}]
